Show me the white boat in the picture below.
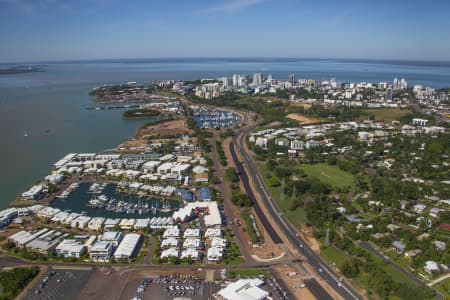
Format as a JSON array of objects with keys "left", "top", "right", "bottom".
[
  {"left": 24, "top": 130, "right": 28, "bottom": 137},
  {"left": 56, "top": 191, "right": 69, "bottom": 199},
  {"left": 98, "top": 194, "right": 109, "bottom": 202}
]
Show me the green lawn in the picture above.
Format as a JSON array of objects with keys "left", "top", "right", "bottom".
[
  {"left": 299, "top": 163, "right": 355, "bottom": 189},
  {"left": 257, "top": 162, "right": 307, "bottom": 227},
  {"left": 227, "top": 269, "right": 270, "bottom": 279},
  {"left": 362, "top": 108, "right": 411, "bottom": 122},
  {"left": 432, "top": 277, "right": 450, "bottom": 297},
  {"left": 322, "top": 246, "right": 349, "bottom": 267}
]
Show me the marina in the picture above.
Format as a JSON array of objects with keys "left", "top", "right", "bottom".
[{"left": 51, "top": 182, "right": 180, "bottom": 219}]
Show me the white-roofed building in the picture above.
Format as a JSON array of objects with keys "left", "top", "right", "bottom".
[
  {"left": 183, "top": 228, "right": 200, "bottom": 239},
  {"left": 71, "top": 216, "right": 91, "bottom": 230},
  {"left": 134, "top": 218, "right": 150, "bottom": 230},
  {"left": 113, "top": 233, "right": 142, "bottom": 261},
  {"left": 207, "top": 247, "right": 223, "bottom": 262},
  {"left": 180, "top": 249, "right": 200, "bottom": 260},
  {"left": 119, "top": 218, "right": 135, "bottom": 230},
  {"left": 205, "top": 228, "right": 222, "bottom": 239},
  {"left": 100, "top": 231, "right": 123, "bottom": 247},
  {"left": 21, "top": 184, "right": 44, "bottom": 200},
  {"left": 211, "top": 238, "right": 227, "bottom": 248},
  {"left": 36, "top": 207, "right": 61, "bottom": 219},
  {"left": 163, "top": 227, "right": 180, "bottom": 238},
  {"left": 183, "top": 238, "right": 201, "bottom": 249},
  {"left": 172, "top": 201, "right": 221, "bottom": 227},
  {"left": 87, "top": 217, "right": 105, "bottom": 231},
  {"left": 160, "top": 248, "right": 179, "bottom": 259},
  {"left": 142, "top": 160, "right": 160, "bottom": 173},
  {"left": 55, "top": 239, "right": 86, "bottom": 258},
  {"left": 51, "top": 211, "right": 70, "bottom": 223},
  {"left": 192, "top": 165, "right": 208, "bottom": 174},
  {"left": 90, "top": 241, "right": 114, "bottom": 262},
  {"left": 216, "top": 278, "right": 269, "bottom": 300},
  {"left": 104, "top": 218, "right": 121, "bottom": 230},
  {"left": 425, "top": 260, "right": 440, "bottom": 274},
  {"left": 8, "top": 229, "right": 49, "bottom": 247},
  {"left": 161, "top": 238, "right": 179, "bottom": 248},
  {"left": 61, "top": 212, "right": 80, "bottom": 225}
]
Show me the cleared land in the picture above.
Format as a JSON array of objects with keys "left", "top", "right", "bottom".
[
  {"left": 362, "top": 108, "right": 411, "bottom": 122},
  {"left": 137, "top": 118, "right": 191, "bottom": 138},
  {"left": 285, "top": 113, "right": 322, "bottom": 125},
  {"left": 299, "top": 163, "right": 355, "bottom": 189}
]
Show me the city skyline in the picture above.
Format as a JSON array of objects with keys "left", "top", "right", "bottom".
[{"left": 1, "top": 0, "right": 450, "bottom": 63}]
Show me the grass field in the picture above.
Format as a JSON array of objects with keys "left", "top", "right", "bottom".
[
  {"left": 322, "top": 246, "right": 349, "bottom": 267},
  {"left": 227, "top": 269, "right": 270, "bottom": 279},
  {"left": 298, "top": 163, "right": 355, "bottom": 189},
  {"left": 433, "top": 277, "right": 450, "bottom": 297},
  {"left": 257, "top": 162, "right": 307, "bottom": 227},
  {"left": 362, "top": 108, "right": 411, "bottom": 122}
]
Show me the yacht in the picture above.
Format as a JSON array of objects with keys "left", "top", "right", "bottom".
[{"left": 98, "top": 194, "right": 109, "bottom": 202}]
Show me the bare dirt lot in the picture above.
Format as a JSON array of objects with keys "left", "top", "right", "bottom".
[
  {"left": 137, "top": 118, "right": 191, "bottom": 138},
  {"left": 291, "top": 102, "right": 312, "bottom": 109},
  {"left": 274, "top": 265, "right": 316, "bottom": 300},
  {"left": 285, "top": 113, "right": 322, "bottom": 125}
]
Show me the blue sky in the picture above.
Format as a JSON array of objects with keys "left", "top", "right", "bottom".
[{"left": 1, "top": 0, "right": 450, "bottom": 62}]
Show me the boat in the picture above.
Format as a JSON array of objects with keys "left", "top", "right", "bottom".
[
  {"left": 88, "top": 183, "right": 100, "bottom": 193},
  {"left": 56, "top": 191, "right": 70, "bottom": 199},
  {"left": 24, "top": 130, "right": 28, "bottom": 137},
  {"left": 98, "top": 194, "right": 109, "bottom": 202},
  {"left": 87, "top": 199, "right": 105, "bottom": 208}
]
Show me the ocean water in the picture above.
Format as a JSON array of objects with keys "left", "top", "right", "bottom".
[{"left": 0, "top": 58, "right": 449, "bottom": 208}]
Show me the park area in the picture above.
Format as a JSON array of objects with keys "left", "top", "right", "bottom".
[
  {"left": 298, "top": 163, "right": 355, "bottom": 189},
  {"left": 362, "top": 108, "right": 411, "bottom": 122}
]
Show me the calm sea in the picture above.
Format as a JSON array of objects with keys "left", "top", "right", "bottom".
[{"left": 0, "top": 58, "right": 449, "bottom": 209}]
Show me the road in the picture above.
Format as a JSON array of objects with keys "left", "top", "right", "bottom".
[
  {"left": 228, "top": 137, "right": 283, "bottom": 244},
  {"left": 230, "top": 121, "right": 363, "bottom": 300},
  {"left": 358, "top": 241, "right": 425, "bottom": 286}
]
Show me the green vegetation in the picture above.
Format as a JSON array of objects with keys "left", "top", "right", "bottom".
[
  {"left": 89, "top": 83, "right": 154, "bottom": 98},
  {"left": 187, "top": 117, "right": 212, "bottom": 152},
  {"left": 433, "top": 277, "right": 450, "bottom": 297},
  {"left": 222, "top": 228, "right": 244, "bottom": 265},
  {"left": 321, "top": 236, "right": 435, "bottom": 300},
  {"left": 240, "top": 208, "right": 264, "bottom": 244},
  {"left": 231, "top": 190, "right": 251, "bottom": 207},
  {"left": 224, "top": 167, "right": 239, "bottom": 183},
  {"left": 0, "top": 266, "right": 39, "bottom": 300},
  {"left": 216, "top": 140, "right": 227, "bottom": 166},
  {"left": 298, "top": 163, "right": 355, "bottom": 189},
  {"left": 362, "top": 108, "right": 412, "bottom": 122},
  {"left": 227, "top": 269, "right": 270, "bottom": 279},
  {"left": 123, "top": 108, "right": 161, "bottom": 118}
]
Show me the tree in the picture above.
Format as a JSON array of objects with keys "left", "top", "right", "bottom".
[{"left": 224, "top": 167, "right": 239, "bottom": 183}]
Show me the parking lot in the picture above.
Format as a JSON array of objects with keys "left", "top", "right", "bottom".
[
  {"left": 25, "top": 268, "right": 92, "bottom": 300},
  {"left": 121, "top": 274, "right": 221, "bottom": 300}
]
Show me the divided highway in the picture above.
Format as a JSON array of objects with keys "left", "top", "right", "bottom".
[{"left": 230, "top": 124, "right": 363, "bottom": 300}]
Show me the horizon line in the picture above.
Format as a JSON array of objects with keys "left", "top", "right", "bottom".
[{"left": 2, "top": 56, "right": 450, "bottom": 66}]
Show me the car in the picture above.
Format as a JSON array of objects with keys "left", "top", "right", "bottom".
[{"left": 318, "top": 268, "right": 323, "bottom": 273}]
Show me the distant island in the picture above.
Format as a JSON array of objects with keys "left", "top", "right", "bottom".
[{"left": 0, "top": 66, "right": 44, "bottom": 75}]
